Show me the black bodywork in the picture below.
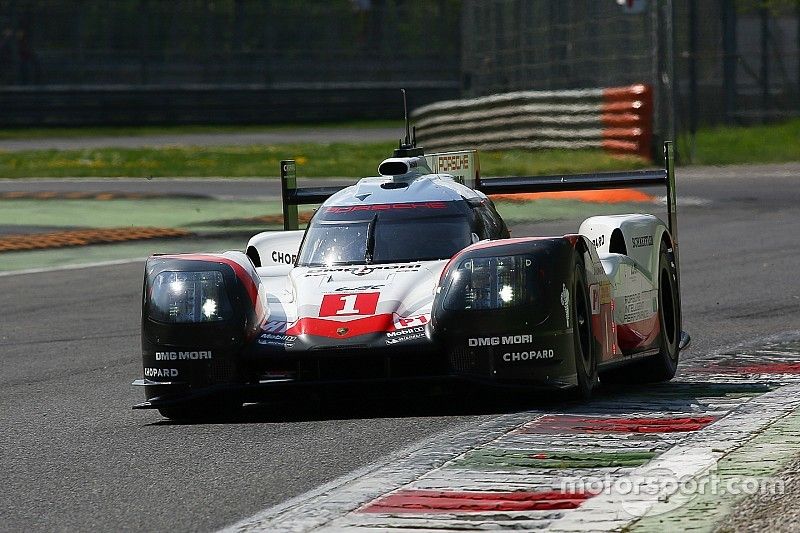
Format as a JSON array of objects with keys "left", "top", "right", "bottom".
[{"left": 135, "top": 238, "right": 581, "bottom": 412}]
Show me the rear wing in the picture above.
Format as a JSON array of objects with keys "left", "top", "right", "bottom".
[{"left": 279, "top": 141, "right": 678, "bottom": 267}]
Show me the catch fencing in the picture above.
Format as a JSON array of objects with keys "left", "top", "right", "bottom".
[{"left": 412, "top": 84, "right": 652, "bottom": 159}]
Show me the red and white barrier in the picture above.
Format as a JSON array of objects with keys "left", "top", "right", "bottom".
[{"left": 411, "top": 84, "right": 653, "bottom": 159}]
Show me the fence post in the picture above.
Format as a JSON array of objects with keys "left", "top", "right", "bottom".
[
  {"left": 760, "top": 4, "right": 770, "bottom": 120},
  {"left": 722, "top": 0, "right": 738, "bottom": 124}
]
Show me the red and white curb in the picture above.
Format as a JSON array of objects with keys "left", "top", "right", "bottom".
[{"left": 222, "top": 338, "right": 800, "bottom": 532}]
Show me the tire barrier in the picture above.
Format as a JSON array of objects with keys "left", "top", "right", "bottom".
[
  {"left": 0, "top": 227, "right": 190, "bottom": 252},
  {"left": 411, "top": 84, "right": 653, "bottom": 159}
]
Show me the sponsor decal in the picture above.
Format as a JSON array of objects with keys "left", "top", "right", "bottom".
[
  {"left": 469, "top": 334, "right": 534, "bottom": 347},
  {"left": 436, "top": 154, "right": 470, "bottom": 172},
  {"left": 258, "top": 333, "right": 297, "bottom": 347},
  {"left": 631, "top": 235, "right": 654, "bottom": 248},
  {"left": 393, "top": 314, "right": 429, "bottom": 329},
  {"left": 144, "top": 367, "right": 178, "bottom": 378},
  {"left": 387, "top": 326, "right": 425, "bottom": 338},
  {"left": 386, "top": 333, "right": 426, "bottom": 345},
  {"left": 326, "top": 202, "right": 447, "bottom": 214},
  {"left": 154, "top": 350, "right": 212, "bottom": 361},
  {"left": 304, "top": 264, "right": 422, "bottom": 277},
  {"left": 622, "top": 293, "right": 654, "bottom": 323},
  {"left": 600, "top": 282, "right": 613, "bottom": 305},
  {"left": 271, "top": 250, "right": 298, "bottom": 265},
  {"left": 591, "top": 234, "right": 605, "bottom": 248},
  {"left": 385, "top": 327, "right": 427, "bottom": 345},
  {"left": 333, "top": 284, "right": 384, "bottom": 292},
  {"left": 589, "top": 284, "right": 601, "bottom": 315},
  {"left": 351, "top": 266, "right": 375, "bottom": 276},
  {"left": 262, "top": 320, "right": 288, "bottom": 334},
  {"left": 561, "top": 284, "right": 570, "bottom": 328},
  {"left": 319, "top": 292, "right": 380, "bottom": 317},
  {"left": 502, "top": 350, "right": 555, "bottom": 362}
]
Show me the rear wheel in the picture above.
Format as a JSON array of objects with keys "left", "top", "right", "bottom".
[
  {"left": 573, "top": 260, "right": 598, "bottom": 400},
  {"left": 600, "top": 240, "right": 680, "bottom": 384}
]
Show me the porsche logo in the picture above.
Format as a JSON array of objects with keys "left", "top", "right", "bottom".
[
  {"left": 336, "top": 327, "right": 349, "bottom": 336},
  {"left": 351, "top": 266, "right": 374, "bottom": 276}
]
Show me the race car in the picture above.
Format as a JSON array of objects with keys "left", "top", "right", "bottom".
[{"left": 134, "top": 135, "right": 688, "bottom": 419}]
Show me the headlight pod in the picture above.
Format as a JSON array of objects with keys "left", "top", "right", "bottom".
[
  {"left": 148, "top": 270, "right": 232, "bottom": 323},
  {"left": 442, "top": 255, "right": 539, "bottom": 310}
]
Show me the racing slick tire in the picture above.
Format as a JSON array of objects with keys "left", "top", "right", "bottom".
[
  {"left": 600, "top": 240, "right": 680, "bottom": 384},
  {"left": 573, "top": 259, "right": 598, "bottom": 400}
]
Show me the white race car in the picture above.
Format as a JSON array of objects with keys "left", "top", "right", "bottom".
[{"left": 134, "top": 134, "right": 687, "bottom": 419}]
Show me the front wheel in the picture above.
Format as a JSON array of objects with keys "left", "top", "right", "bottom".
[
  {"left": 600, "top": 240, "right": 680, "bottom": 384},
  {"left": 573, "top": 260, "right": 598, "bottom": 400}
]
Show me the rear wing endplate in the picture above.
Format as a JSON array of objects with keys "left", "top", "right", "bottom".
[
  {"left": 423, "top": 150, "right": 479, "bottom": 189},
  {"left": 279, "top": 141, "right": 678, "bottom": 270}
]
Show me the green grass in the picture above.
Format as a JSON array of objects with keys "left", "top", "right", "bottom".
[
  {"left": 0, "top": 144, "right": 647, "bottom": 179},
  {"left": 0, "top": 198, "right": 280, "bottom": 228},
  {"left": 2, "top": 118, "right": 799, "bottom": 176},
  {"left": 0, "top": 120, "right": 398, "bottom": 140},
  {"left": 690, "top": 118, "right": 800, "bottom": 165}
]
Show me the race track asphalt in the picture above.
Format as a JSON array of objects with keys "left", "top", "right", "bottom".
[{"left": 1, "top": 166, "right": 799, "bottom": 532}]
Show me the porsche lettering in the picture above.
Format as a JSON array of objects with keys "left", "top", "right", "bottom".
[
  {"left": 326, "top": 202, "right": 446, "bottom": 213},
  {"left": 437, "top": 154, "right": 469, "bottom": 172}
]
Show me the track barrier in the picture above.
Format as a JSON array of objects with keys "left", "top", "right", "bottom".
[{"left": 412, "top": 84, "right": 653, "bottom": 159}]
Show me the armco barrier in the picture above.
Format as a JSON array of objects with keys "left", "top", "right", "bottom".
[{"left": 411, "top": 84, "right": 652, "bottom": 159}]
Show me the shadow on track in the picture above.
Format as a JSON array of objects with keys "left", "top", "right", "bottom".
[{"left": 144, "top": 380, "right": 772, "bottom": 427}]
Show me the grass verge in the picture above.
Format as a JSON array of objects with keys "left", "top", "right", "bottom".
[
  {"left": 0, "top": 144, "right": 647, "bottom": 178},
  {"left": 687, "top": 118, "right": 800, "bottom": 165}
]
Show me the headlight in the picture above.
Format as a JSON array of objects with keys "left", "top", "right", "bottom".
[
  {"left": 148, "top": 271, "right": 232, "bottom": 323},
  {"left": 442, "top": 255, "right": 538, "bottom": 310}
]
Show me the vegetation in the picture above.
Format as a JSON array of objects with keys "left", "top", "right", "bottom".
[
  {"left": 0, "top": 144, "right": 647, "bottom": 179},
  {"left": 1, "top": 118, "right": 799, "bottom": 179},
  {"left": 687, "top": 118, "right": 800, "bottom": 166}
]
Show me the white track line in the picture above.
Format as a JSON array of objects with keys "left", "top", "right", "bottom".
[{"left": 0, "top": 257, "right": 144, "bottom": 277}]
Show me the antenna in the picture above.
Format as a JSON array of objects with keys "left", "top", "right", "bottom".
[
  {"left": 393, "top": 88, "right": 424, "bottom": 157},
  {"left": 402, "top": 88, "right": 411, "bottom": 147}
]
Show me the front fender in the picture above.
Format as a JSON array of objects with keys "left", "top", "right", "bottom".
[{"left": 431, "top": 237, "right": 580, "bottom": 383}]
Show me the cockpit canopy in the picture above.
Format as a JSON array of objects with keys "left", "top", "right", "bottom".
[{"left": 297, "top": 199, "right": 508, "bottom": 267}]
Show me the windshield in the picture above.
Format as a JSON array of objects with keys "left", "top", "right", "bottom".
[
  {"left": 298, "top": 201, "right": 473, "bottom": 266},
  {"left": 298, "top": 221, "right": 370, "bottom": 266}
]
